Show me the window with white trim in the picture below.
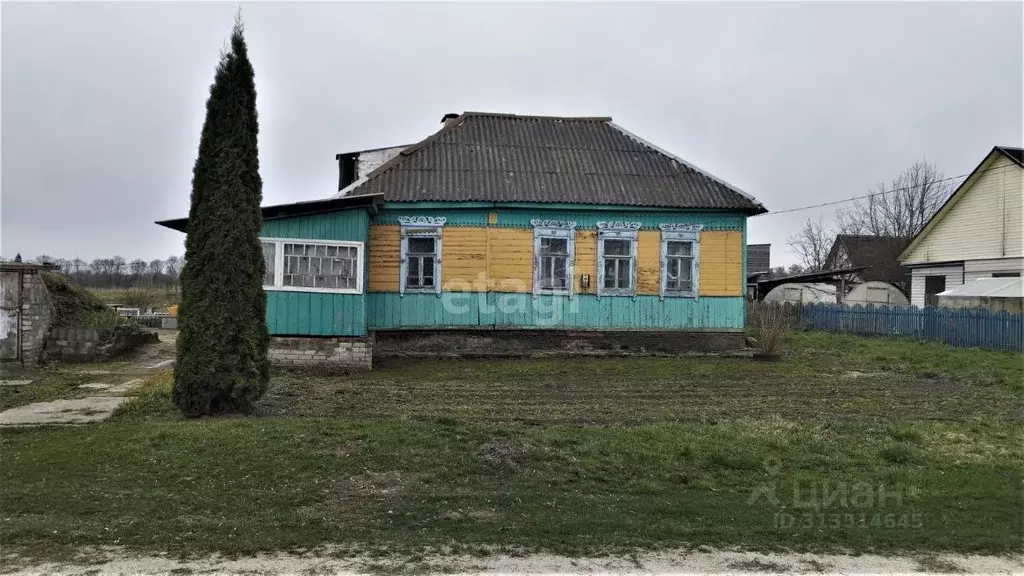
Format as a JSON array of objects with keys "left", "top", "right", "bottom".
[
  {"left": 531, "top": 219, "right": 576, "bottom": 297},
  {"left": 659, "top": 223, "right": 701, "bottom": 298},
  {"left": 399, "top": 216, "right": 445, "bottom": 294},
  {"left": 596, "top": 221, "right": 640, "bottom": 296},
  {"left": 261, "top": 238, "right": 364, "bottom": 294}
]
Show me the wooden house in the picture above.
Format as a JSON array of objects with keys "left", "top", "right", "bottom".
[
  {"left": 159, "top": 112, "right": 767, "bottom": 367},
  {"left": 899, "top": 146, "right": 1023, "bottom": 307}
]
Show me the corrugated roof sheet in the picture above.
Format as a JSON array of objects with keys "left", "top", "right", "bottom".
[{"left": 341, "top": 112, "right": 766, "bottom": 213}]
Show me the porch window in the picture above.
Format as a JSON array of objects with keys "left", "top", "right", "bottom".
[
  {"left": 596, "top": 221, "right": 640, "bottom": 296},
  {"left": 531, "top": 219, "right": 576, "bottom": 297},
  {"left": 399, "top": 216, "right": 446, "bottom": 295},
  {"left": 260, "top": 238, "right": 364, "bottom": 294},
  {"left": 659, "top": 224, "right": 702, "bottom": 298}
]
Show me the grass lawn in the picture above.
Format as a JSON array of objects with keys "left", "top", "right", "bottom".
[{"left": 1, "top": 332, "right": 1021, "bottom": 561}]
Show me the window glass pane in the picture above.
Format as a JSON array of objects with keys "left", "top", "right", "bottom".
[
  {"left": 408, "top": 237, "right": 435, "bottom": 254},
  {"left": 678, "top": 258, "right": 693, "bottom": 281},
  {"left": 666, "top": 256, "right": 694, "bottom": 293},
  {"left": 667, "top": 258, "right": 679, "bottom": 282},
  {"left": 604, "top": 239, "right": 630, "bottom": 256},
  {"left": 616, "top": 258, "right": 630, "bottom": 287},
  {"left": 553, "top": 257, "right": 567, "bottom": 285},
  {"left": 539, "top": 256, "right": 553, "bottom": 284},
  {"left": 540, "top": 237, "right": 568, "bottom": 255},
  {"left": 667, "top": 241, "right": 692, "bottom": 256},
  {"left": 408, "top": 257, "right": 420, "bottom": 285},
  {"left": 603, "top": 259, "right": 616, "bottom": 288},
  {"left": 261, "top": 242, "right": 276, "bottom": 286},
  {"left": 422, "top": 257, "right": 435, "bottom": 280}
]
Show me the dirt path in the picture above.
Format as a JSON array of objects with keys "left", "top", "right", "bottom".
[
  {"left": 0, "top": 331, "right": 175, "bottom": 426},
  {"left": 3, "top": 548, "right": 1021, "bottom": 575}
]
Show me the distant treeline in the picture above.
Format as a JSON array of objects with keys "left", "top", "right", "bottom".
[{"left": 9, "top": 254, "right": 185, "bottom": 290}]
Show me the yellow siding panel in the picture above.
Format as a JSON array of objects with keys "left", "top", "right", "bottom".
[
  {"left": 699, "top": 231, "right": 743, "bottom": 296},
  {"left": 368, "top": 225, "right": 401, "bottom": 292},
  {"left": 575, "top": 230, "right": 597, "bottom": 294},
  {"left": 487, "top": 228, "right": 533, "bottom": 293},
  {"left": 369, "top": 224, "right": 744, "bottom": 297},
  {"left": 443, "top": 228, "right": 488, "bottom": 291},
  {"left": 636, "top": 231, "right": 661, "bottom": 295}
]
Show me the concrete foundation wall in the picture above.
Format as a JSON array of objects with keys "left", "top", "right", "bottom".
[
  {"left": 269, "top": 336, "right": 373, "bottom": 369},
  {"left": 1, "top": 266, "right": 52, "bottom": 367},
  {"left": 374, "top": 329, "right": 746, "bottom": 358},
  {"left": 44, "top": 325, "right": 158, "bottom": 363}
]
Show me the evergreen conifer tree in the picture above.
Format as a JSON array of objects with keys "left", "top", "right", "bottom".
[{"left": 174, "top": 19, "right": 269, "bottom": 416}]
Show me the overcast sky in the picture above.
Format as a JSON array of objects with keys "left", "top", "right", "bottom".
[{"left": 2, "top": 2, "right": 1021, "bottom": 266}]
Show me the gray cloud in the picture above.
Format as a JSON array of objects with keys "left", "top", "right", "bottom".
[{"left": 3, "top": 2, "right": 1020, "bottom": 265}]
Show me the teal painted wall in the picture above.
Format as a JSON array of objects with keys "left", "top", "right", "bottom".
[
  {"left": 261, "top": 209, "right": 369, "bottom": 241},
  {"left": 260, "top": 209, "right": 370, "bottom": 336},
  {"left": 259, "top": 205, "right": 748, "bottom": 335},
  {"left": 266, "top": 291, "right": 366, "bottom": 336},
  {"left": 376, "top": 205, "right": 744, "bottom": 231},
  {"left": 368, "top": 293, "right": 745, "bottom": 331}
]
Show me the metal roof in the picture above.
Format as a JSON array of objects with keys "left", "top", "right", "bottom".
[
  {"left": 341, "top": 112, "right": 766, "bottom": 213},
  {"left": 155, "top": 193, "right": 383, "bottom": 233}
]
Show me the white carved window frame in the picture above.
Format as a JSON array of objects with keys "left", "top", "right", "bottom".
[
  {"left": 260, "top": 237, "right": 365, "bottom": 295},
  {"left": 531, "top": 219, "right": 576, "bottom": 299},
  {"left": 596, "top": 221, "right": 641, "bottom": 297},
  {"left": 659, "top": 223, "right": 702, "bottom": 300},
  {"left": 399, "top": 216, "right": 446, "bottom": 295}
]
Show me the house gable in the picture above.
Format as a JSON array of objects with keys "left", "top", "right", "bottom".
[{"left": 901, "top": 151, "right": 1023, "bottom": 265}]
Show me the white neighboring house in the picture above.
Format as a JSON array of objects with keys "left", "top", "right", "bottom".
[{"left": 898, "top": 146, "right": 1023, "bottom": 307}]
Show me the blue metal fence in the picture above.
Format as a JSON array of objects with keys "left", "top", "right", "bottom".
[{"left": 799, "top": 304, "right": 1024, "bottom": 353}]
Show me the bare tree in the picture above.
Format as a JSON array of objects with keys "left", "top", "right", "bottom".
[
  {"left": 836, "top": 160, "right": 953, "bottom": 240},
  {"left": 148, "top": 259, "right": 164, "bottom": 285},
  {"left": 787, "top": 218, "right": 834, "bottom": 272},
  {"left": 164, "top": 255, "right": 182, "bottom": 277}
]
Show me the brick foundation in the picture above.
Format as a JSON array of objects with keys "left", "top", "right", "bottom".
[
  {"left": 373, "top": 329, "right": 746, "bottom": 358},
  {"left": 268, "top": 336, "right": 373, "bottom": 370}
]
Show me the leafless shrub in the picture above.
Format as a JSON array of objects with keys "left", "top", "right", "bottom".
[{"left": 748, "top": 302, "right": 794, "bottom": 355}]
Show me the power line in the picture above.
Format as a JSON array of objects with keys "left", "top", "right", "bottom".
[{"left": 752, "top": 161, "right": 1014, "bottom": 217}]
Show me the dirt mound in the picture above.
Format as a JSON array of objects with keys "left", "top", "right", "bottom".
[
  {"left": 41, "top": 273, "right": 156, "bottom": 361},
  {"left": 42, "top": 272, "right": 119, "bottom": 328}
]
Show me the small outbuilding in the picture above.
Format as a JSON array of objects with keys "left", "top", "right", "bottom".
[
  {"left": 763, "top": 283, "right": 837, "bottom": 305},
  {"left": 844, "top": 281, "right": 910, "bottom": 307},
  {"left": 937, "top": 277, "right": 1024, "bottom": 313}
]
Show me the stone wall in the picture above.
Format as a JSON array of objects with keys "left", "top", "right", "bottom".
[
  {"left": 18, "top": 269, "right": 51, "bottom": 366},
  {"left": 374, "top": 329, "right": 747, "bottom": 358},
  {"left": 44, "top": 325, "right": 158, "bottom": 363},
  {"left": 0, "top": 265, "right": 52, "bottom": 367},
  {"left": 44, "top": 327, "right": 102, "bottom": 363},
  {"left": 268, "top": 336, "right": 373, "bottom": 370}
]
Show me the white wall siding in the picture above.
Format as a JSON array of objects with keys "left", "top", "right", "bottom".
[
  {"left": 903, "top": 154, "right": 1023, "bottom": 265},
  {"left": 910, "top": 265, "right": 964, "bottom": 308},
  {"left": 964, "top": 257, "right": 1024, "bottom": 282}
]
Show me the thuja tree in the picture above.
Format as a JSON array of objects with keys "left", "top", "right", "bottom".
[{"left": 174, "top": 20, "right": 269, "bottom": 416}]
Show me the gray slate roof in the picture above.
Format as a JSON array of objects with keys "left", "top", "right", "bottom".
[{"left": 342, "top": 112, "right": 766, "bottom": 213}]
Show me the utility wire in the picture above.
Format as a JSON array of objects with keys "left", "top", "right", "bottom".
[{"left": 753, "top": 161, "right": 1016, "bottom": 217}]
